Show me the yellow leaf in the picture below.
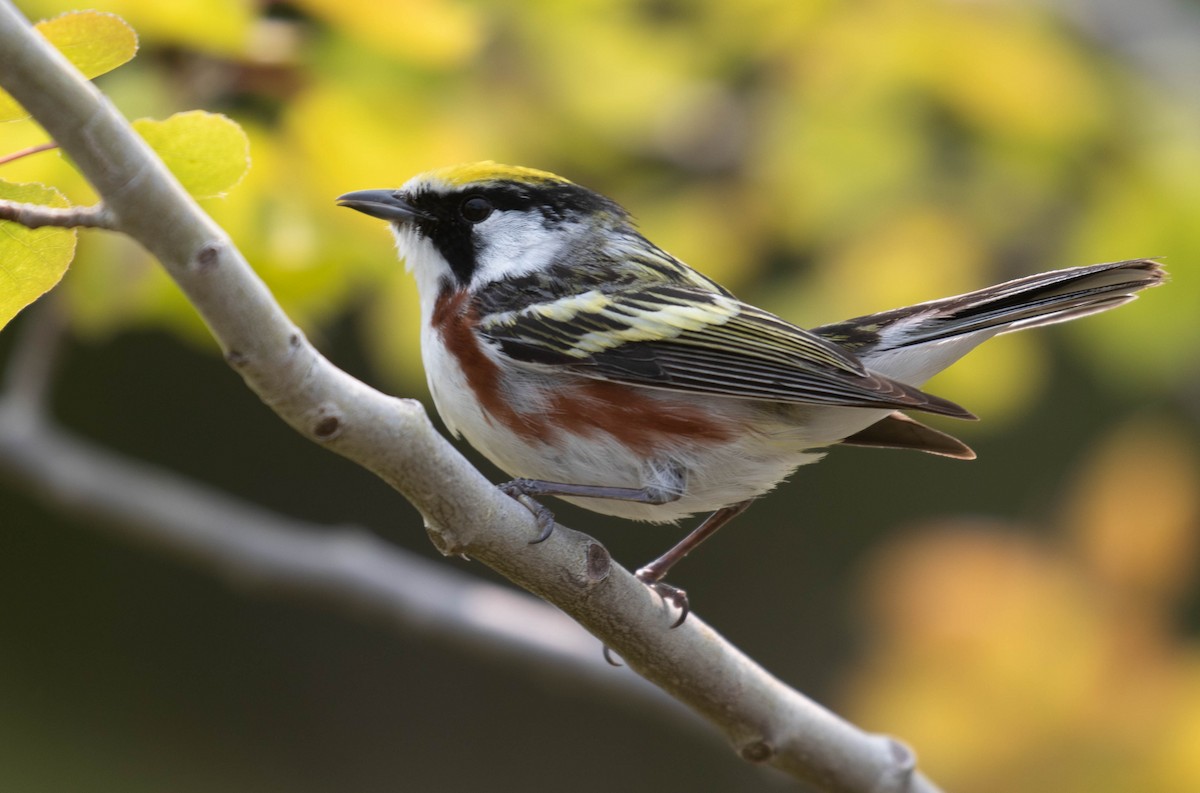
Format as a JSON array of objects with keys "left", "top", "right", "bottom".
[
  {"left": 0, "top": 11, "right": 138, "bottom": 122},
  {"left": 0, "top": 181, "right": 77, "bottom": 330},
  {"left": 133, "top": 111, "right": 250, "bottom": 199}
]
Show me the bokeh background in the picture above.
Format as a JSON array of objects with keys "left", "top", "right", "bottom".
[{"left": 2, "top": 0, "right": 1199, "bottom": 791}]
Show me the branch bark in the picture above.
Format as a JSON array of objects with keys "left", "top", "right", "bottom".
[{"left": 0, "top": 3, "right": 941, "bottom": 790}]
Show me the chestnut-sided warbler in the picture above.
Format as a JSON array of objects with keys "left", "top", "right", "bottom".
[{"left": 339, "top": 162, "right": 1164, "bottom": 623}]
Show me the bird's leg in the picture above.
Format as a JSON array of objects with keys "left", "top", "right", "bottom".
[
  {"left": 500, "top": 475, "right": 748, "bottom": 628},
  {"left": 635, "top": 499, "right": 754, "bottom": 627},
  {"left": 498, "top": 477, "right": 682, "bottom": 543}
]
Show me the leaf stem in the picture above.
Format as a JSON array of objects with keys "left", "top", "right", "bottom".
[{"left": 0, "top": 140, "right": 58, "bottom": 165}]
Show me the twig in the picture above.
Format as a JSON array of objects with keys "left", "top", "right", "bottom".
[
  {"left": 0, "top": 3, "right": 941, "bottom": 790},
  {"left": 0, "top": 199, "right": 116, "bottom": 229}
]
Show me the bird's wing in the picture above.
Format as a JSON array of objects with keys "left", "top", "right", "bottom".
[{"left": 475, "top": 283, "right": 973, "bottom": 418}]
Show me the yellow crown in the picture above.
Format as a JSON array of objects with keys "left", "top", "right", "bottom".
[{"left": 419, "top": 161, "right": 569, "bottom": 189}]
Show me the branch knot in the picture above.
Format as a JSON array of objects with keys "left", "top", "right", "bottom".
[{"left": 309, "top": 402, "right": 345, "bottom": 441}]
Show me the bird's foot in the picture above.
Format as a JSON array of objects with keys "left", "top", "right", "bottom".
[{"left": 498, "top": 479, "right": 557, "bottom": 543}]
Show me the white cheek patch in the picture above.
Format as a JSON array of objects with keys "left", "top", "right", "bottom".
[{"left": 469, "top": 212, "right": 574, "bottom": 290}]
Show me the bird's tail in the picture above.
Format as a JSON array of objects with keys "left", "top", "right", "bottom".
[
  {"left": 883, "top": 258, "right": 1164, "bottom": 346},
  {"left": 814, "top": 258, "right": 1166, "bottom": 387}
]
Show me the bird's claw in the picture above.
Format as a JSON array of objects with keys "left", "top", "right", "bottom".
[
  {"left": 499, "top": 480, "right": 557, "bottom": 543},
  {"left": 635, "top": 570, "right": 690, "bottom": 628}
]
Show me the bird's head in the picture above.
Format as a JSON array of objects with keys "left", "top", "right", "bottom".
[{"left": 338, "top": 162, "right": 631, "bottom": 299}]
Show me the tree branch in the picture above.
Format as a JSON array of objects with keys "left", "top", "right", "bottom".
[
  {"left": 0, "top": 411, "right": 685, "bottom": 726},
  {"left": 0, "top": 294, "right": 64, "bottom": 425},
  {"left": 0, "top": 3, "right": 941, "bottom": 790}
]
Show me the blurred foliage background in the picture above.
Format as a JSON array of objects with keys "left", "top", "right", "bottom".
[{"left": 1, "top": 0, "right": 1198, "bottom": 791}]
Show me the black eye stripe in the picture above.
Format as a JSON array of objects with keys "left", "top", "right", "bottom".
[
  {"left": 405, "top": 178, "right": 631, "bottom": 285},
  {"left": 477, "top": 181, "right": 626, "bottom": 222}
]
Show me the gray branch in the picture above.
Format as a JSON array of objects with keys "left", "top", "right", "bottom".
[
  {"left": 0, "top": 199, "right": 116, "bottom": 228},
  {"left": 0, "top": 3, "right": 940, "bottom": 790}
]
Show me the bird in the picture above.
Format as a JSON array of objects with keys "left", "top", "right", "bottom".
[{"left": 338, "top": 161, "right": 1165, "bottom": 624}]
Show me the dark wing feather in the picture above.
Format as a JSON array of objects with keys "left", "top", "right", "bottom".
[{"left": 476, "top": 284, "right": 973, "bottom": 419}]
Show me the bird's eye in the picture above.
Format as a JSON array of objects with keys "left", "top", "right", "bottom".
[{"left": 459, "top": 195, "right": 494, "bottom": 224}]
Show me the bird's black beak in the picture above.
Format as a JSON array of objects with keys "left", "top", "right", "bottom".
[{"left": 336, "top": 189, "right": 429, "bottom": 223}]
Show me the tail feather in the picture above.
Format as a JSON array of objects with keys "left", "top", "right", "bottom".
[
  {"left": 891, "top": 259, "right": 1165, "bottom": 346},
  {"left": 813, "top": 258, "right": 1165, "bottom": 387},
  {"left": 994, "top": 294, "right": 1136, "bottom": 335}
]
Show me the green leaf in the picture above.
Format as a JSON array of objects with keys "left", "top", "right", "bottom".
[
  {"left": 0, "top": 181, "right": 78, "bottom": 331},
  {"left": 0, "top": 11, "right": 138, "bottom": 122},
  {"left": 133, "top": 111, "right": 250, "bottom": 199}
]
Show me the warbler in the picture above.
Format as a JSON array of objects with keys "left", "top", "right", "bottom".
[{"left": 339, "top": 162, "right": 1164, "bottom": 623}]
